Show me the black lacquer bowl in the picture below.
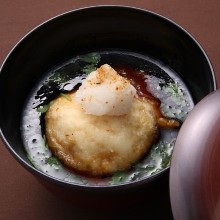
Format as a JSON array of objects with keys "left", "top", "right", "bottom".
[{"left": 0, "top": 6, "right": 216, "bottom": 209}]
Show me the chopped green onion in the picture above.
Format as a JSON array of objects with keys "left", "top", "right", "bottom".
[
  {"left": 80, "top": 53, "right": 101, "bottom": 63},
  {"left": 60, "top": 93, "right": 72, "bottom": 101},
  {"left": 82, "top": 64, "right": 97, "bottom": 74},
  {"left": 45, "top": 157, "right": 60, "bottom": 166},
  {"left": 111, "top": 171, "right": 126, "bottom": 184},
  {"left": 36, "top": 100, "right": 54, "bottom": 113}
]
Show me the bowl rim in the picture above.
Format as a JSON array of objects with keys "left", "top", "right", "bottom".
[{"left": 0, "top": 5, "right": 217, "bottom": 191}]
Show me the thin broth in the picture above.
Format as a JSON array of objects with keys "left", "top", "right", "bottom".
[{"left": 21, "top": 50, "right": 194, "bottom": 186}]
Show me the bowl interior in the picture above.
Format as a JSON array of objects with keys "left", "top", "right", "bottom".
[{"left": 0, "top": 6, "right": 216, "bottom": 188}]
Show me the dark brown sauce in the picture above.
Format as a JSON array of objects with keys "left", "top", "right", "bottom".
[
  {"left": 115, "top": 65, "right": 158, "bottom": 100},
  {"left": 115, "top": 65, "right": 170, "bottom": 124},
  {"left": 115, "top": 65, "right": 181, "bottom": 128}
]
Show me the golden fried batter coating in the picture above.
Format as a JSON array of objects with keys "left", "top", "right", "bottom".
[{"left": 45, "top": 92, "right": 158, "bottom": 176}]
